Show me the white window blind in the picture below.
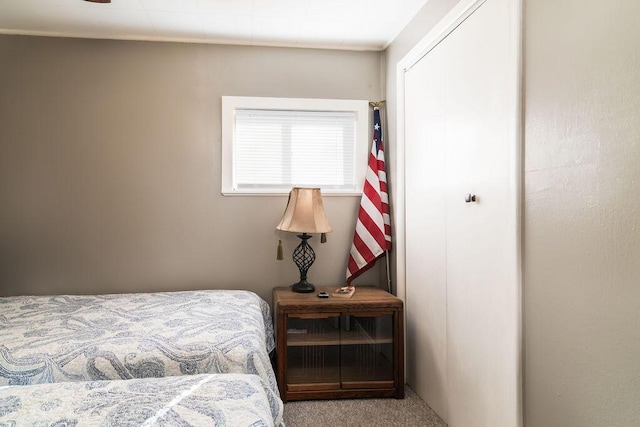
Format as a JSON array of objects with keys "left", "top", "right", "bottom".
[
  {"left": 222, "top": 97, "right": 369, "bottom": 195},
  {"left": 234, "top": 109, "right": 356, "bottom": 190}
]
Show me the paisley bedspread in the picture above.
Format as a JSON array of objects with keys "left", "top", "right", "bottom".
[
  {"left": 0, "top": 373, "right": 284, "bottom": 426},
  {"left": 0, "top": 290, "right": 277, "bottom": 394}
]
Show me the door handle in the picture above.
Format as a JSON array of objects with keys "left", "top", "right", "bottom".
[{"left": 465, "top": 194, "right": 477, "bottom": 203}]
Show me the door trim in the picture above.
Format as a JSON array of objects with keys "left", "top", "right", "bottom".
[
  {"left": 394, "top": 0, "right": 523, "bottom": 425},
  {"left": 401, "top": 0, "right": 488, "bottom": 73}
]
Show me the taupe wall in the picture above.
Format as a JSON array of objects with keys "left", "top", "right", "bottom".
[
  {"left": 0, "top": 35, "right": 383, "bottom": 302},
  {"left": 385, "top": 0, "right": 640, "bottom": 425},
  {"left": 523, "top": 0, "right": 640, "bottom": 425}
]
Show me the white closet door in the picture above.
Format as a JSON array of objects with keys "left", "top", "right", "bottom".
[
  {"left": 403, "top": 0, "right": 519, "bottom": 426},
  {"left": 405, "top": 41, "right": 449, "bottom": 421}
]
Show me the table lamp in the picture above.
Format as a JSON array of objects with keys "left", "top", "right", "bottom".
[{"left": 276, "top": 187, "right": 332, "bottom": 293}]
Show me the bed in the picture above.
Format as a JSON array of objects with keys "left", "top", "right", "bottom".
[
  {"left": 0, "top": 290, "right": 277, "bottom": 395},
  {"left": 0, "top": 373, "right": 284, "bottom": 426}
]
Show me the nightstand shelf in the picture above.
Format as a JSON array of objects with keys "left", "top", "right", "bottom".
[{"left": 273, "top": 286, "right": 404, "bottom": 402}]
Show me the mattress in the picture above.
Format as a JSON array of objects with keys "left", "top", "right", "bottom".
[
  {"left": 0, "top": 373, "right": 284, "bottom": 426},
  {"left": 0, "top": 290, "right": 277, "bottom": 394}
]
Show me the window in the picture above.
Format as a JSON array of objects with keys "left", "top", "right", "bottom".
[{"left": 222, "top": 96, "right": 369, "bottom": 195}]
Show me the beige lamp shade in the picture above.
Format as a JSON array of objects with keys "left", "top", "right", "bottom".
[{"left": 276, "top": 187, "right": 332, "bottom": 234}]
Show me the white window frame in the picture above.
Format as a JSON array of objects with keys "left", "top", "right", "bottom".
[{"left": 221, "top": 96, "right": 369, "bottom": 196}]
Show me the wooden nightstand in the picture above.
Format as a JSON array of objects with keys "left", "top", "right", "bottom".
[{"left": 273, "top": 286, "right": 404, "bottom": 402}]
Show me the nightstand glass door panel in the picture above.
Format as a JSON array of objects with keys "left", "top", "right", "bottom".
[
  {"left": 286, "top": 314, "right": 341, "bottom": 389},
  {"left": 340, "top": 314, "right": 395, "bottom": 388}
]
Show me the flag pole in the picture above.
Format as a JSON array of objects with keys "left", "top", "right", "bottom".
[
  {"left": 346, "top": 100, "right": 391, "bottom": 288},
  {"left": 378, "top": 101, "right": 392, "bottom": 295},
  {"left": 385, "top": 250, "right": 392, "bottom": 294},
  {"left": 376, "top": 101, "right": 392, "bottom": 295},
  {"left": 370, "top": 100, "right": 391, "bottom": 294}
]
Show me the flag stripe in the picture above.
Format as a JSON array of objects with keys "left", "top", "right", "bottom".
[
  {"left": 354, "top": 215, "right": 383, "bottom": 258},
  {"left": 346, "top": 107, "right": 392, "bottom": 283},
  {"left": 359, "top": 195, "right": 385, "bottom": 244}
]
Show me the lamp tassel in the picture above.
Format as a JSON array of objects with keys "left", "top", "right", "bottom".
[
  {"left": 276, "top": 239, "right": 284, "bottom": 260},
  {"left": 321, "top": 233, "right": 327, "bottom": 243}
]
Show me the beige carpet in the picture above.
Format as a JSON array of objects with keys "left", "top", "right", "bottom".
[{"left": 282, "top": 386, "right": 446, "bottom": 427}]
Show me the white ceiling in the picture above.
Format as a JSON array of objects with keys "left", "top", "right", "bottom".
[{"left": 0, "top": 0, "right": 428, "bottom": 51}]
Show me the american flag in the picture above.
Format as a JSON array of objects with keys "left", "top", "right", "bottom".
[{"left": 346, "top": 107, "right": 391, "bottom": 283}]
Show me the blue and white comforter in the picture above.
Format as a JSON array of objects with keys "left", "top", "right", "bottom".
[
  {"left": 0, "top": 373, "right": 284, "bottom": 426},
  {"left": 0, "top": 290, "right": 277, "bottom": 394}
]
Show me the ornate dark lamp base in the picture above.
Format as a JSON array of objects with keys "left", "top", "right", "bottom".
[
  {"left": 291, "top": 279, "right": 315, "bottom": 293},
  {"left": 291, "top": 233, "right": 316, "bottom": 293}
]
